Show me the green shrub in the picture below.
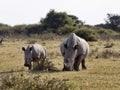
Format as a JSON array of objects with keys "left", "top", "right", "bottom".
[
  {"left": 96, "top": 29, "right": 117, "bottom": 36},
  {"left": 1, "top": 74, "right": 77, "bottom": 90},
  {"left": 0, "top": 26, "right": 13, "bottom": 37},
  {"left": 38, "top": 59, "right": 58, "bottom": 71},
  {"left": 74, "top": 29, "right": 99, "bottom": 41},
  {"left": 95, "top": 28, "right": 118, "bottom": 40},
  {"left": 25, "top": 24, "right": 43, "bottom": 35},
  {"left": 58, "top": 25, "right": 78, "bottom": 34}
]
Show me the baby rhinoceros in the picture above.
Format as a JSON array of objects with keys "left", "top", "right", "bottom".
[
  {"left": 22, "top": 43, "right": 47, "bottom": 70},
  {"left": 60, "top": 33, "right": 89, "bottom": 71}
]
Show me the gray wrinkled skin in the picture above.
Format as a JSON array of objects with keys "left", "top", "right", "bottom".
[
  {"left": 60, "top": 33, "right": 89, "bottom": 71},
  {"left": 22, "top": 44, "right": 46, "bottom": 70}
]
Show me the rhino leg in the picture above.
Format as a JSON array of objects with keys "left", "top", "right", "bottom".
[
  {"left": 28, "top": 65, "right": 32, "bottom": 70},
  {"left": 62, "top": 64, "right": 66, "bottom": 71},
  {"left": 74, "top": 56, "right": 81, "bottom": 71},
  {"left": 62, "top": 66, "right": 67, "bottom": 71},
  {"left": 82, "top": 59, "right": 87, "bottom": 70}
]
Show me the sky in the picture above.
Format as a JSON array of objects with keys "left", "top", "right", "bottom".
[{"left": 0, "top": 0, "right": 120, "bottom": 26}]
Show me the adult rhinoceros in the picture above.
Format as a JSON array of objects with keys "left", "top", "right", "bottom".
[
  {"left": 22, "top": 43, "right": 47, "bottom": 70},
  {"left": 60, "top": 33, "right": 89, "bottom": 71}
]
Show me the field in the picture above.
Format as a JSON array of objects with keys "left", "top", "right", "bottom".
[{"left": 0, "top": 36, "right": 120, "bottom": 90}]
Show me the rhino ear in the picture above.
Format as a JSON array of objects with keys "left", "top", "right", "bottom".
[
  {"left": 22, "top": 47, "right": 25, "bottom": 51},
  {"left": 64, "top": 44, "right": 67, "bottom": 49}
]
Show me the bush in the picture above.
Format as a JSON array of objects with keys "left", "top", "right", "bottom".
[
  {"left": 25, "top": 24, "right": 44, "bottom": 35},
  {"left": 0, "top": 26, "right": 13, "bottom": 37},
  {"left": 95, "top": 50, "right": 120, "bottom": 59},
  {"left": 0, "top": 74, "right": 77, "bottom": 90},
  {"left": 74, "top": 29, "right": 99, "bottom": 41},
  {"left": 104, "top": 42, "right": 114, "bottom": 48},
  {"left": 96, "top": 29, "right": 117, "bottom": 36},
  {"left": 58, "top": 25, "right": 78, "bottom": 34},
  {"left": 38, "top": 58, "right": 58, "bottom": 71},
  {"left": 96, "top": 28, "right": 118, "bottom": 40}
]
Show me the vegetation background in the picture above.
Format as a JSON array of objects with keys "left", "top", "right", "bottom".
[{"left": 0, "top": 10, "right": 120, "bottom": 90}]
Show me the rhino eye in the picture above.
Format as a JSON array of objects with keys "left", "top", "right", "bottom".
[
  {"left": 29, "top": 47, "right": 32, "bottom": 51},
  {"left": 65, "top": 59, "right": 69, "bottom": 63},
  {"left": 74, "top": 45, "right": 78, "bottom": 50},
  {"left": 64, "top": 44, "right": 67, "bottom": 49}
]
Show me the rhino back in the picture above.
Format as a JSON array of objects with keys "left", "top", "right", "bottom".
[
  {"left": 77, "top": 36, "right": 89, "bottom": 56},
  {"left": 60, "top": 33, "right": 89, "bottom": 57},
  {"left": 31, "top": 44, "right": 46, "bottom": 59}
]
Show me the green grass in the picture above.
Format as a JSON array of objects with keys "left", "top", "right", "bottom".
[{"left": 0, "top": 38, "right": 120, "bottom": 90}]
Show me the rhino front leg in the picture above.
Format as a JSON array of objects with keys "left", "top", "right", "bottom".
[{"left": 74, "top": 56, "right": 81, "bottom": 71}]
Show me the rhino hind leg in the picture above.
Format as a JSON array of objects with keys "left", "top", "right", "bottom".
[{"left": 82, "top": 59, "right": 87, "bottom": 70}]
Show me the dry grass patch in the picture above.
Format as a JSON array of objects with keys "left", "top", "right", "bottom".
[{"left": 0, "top": 38, "right": 120, "bottom": 90}]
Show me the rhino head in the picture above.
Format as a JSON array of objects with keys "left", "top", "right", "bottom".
[
  {"left": 63, "top": 44, "right": 78, "bottom": 71},
  {"left": 22, "top": 47, "right": 33, "bottom": 70}
]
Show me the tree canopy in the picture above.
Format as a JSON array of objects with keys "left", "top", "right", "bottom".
[
  {"left": 96, "top": 13, "right": 120, "bottom": 31},
  {"left": 105, "top": 14, "right": 120, "bottom": 31},
  {"left": 40, "top": 10, "right": 77, "bottom": 29}
]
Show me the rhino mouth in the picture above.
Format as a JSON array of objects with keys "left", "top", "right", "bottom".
[
  {"left": 63, "top": 65, "right": 73, "bottom": 71},
  {"left": 62, "top": 62, "right": 74, "bottom": 71}
]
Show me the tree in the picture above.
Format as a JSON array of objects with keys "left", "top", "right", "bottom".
[
  {"left": 0, "top": 23, "right": 9, "bottom": 27},
  {"left": 68, "top": 15, "right": 84, "bottom": 26},
  {"left": 40, "top": 9, "right": 75, "bottom": 30},
  {"left": 105, "top": 14, "right": 120, "bottom": 31}
]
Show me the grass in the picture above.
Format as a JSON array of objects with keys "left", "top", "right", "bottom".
[{"left": 0, "top": 37, "right": 120, "bottom": 90}]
